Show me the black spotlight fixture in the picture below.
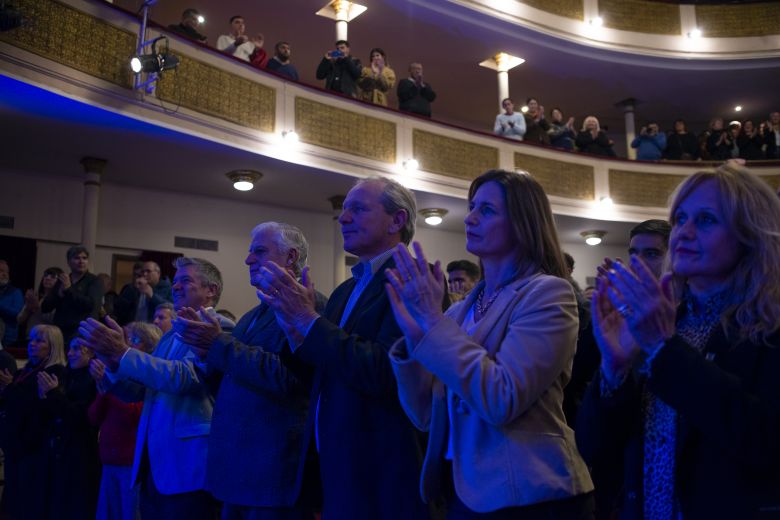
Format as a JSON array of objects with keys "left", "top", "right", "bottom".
[{"left": 130, "top": 36, "right": 179, "bottom": 75}]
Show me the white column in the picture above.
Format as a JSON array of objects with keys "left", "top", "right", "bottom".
[
  {"left": 329, "top": 196, "right": 346, "bottom": 287},
  {"left": 316, "top": 1, "right": 367, "bottom": 43},
  {"left": 497, "top": 70, "right": 509, "bottom": 112},
  {"left": 80, "top": 157, "right": 106, "bottom": 256},
  {"left": 479, "top": 53, "right": 524, "bottom": 113},
  {"left": 335, "top": 19, "right": 348, "bottom": 41},
  {"left": 623, "top": 104, "right": 637, "bottom": 160}
]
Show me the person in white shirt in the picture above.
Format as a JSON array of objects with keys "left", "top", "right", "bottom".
[
  {"left": 216, "top": 15, "right": 255, "bottom": 62},
  {"left": 494, "top": 98, "right": 526, "bottom": 141}
]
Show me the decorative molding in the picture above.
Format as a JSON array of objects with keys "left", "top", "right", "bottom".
[
  {"left": 696, "top": 4, "right": 780, "bottom": 38},
  {"left": 155, "top": 55, "right": 275, "bottom": 132},
  {"left": 520, "top": 0, "right": 583, "bottom": 20},
  {"left": 295, "top": 97, "right": 396, "bottom": 163},
  {"left": 599, "top": 0, "right": 680, "bottom": 35},
  {"left": 0, "top": 0, "right": 135, "bottom": 88},
  {"left": 413, "top": 130, "right": 498, "bottom": 181},
  {"left": 515, "top": 153, "right": 595, "bottom": 200},
  {"left": 609, "top": 169, "right": 686, "bottom": 207}
]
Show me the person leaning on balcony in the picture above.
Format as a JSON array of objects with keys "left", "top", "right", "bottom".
[
  {"left": 398, "top": 62, "right": 436, "bottom": 118},
  {"left": 576, "top": 116, "right": 616, "bottom": 157},
  {"left": 522, "top": 97, "right": 550, "bottom": 144},
  {"left": 631, "top": 122, "right": 667, "bottom": 161},
  {"left": 357, "top": 48, "right": 396, "bottom": 106},
  {"left": 266, "top": 41, "right": 299, "bottom": 81},
  {"left": 664, "top": 119, "right": 699, "bottom": 161},
  {"left": 493, "top": 97, "right": 526, "bottom": 141},
  {"left": 167, "top": 8, "right": 207, "bottom": 43},
  {"left": 216, "top": 15, "right": 256, "bottom": 62},
  {"left": 316, "top": 40, "right": 362, "bottom": 98}
]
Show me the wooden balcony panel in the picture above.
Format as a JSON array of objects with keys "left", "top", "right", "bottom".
[
  {"left": 515, "top": 152, "right": 595, "bottom": 200},
  {"left": 696, "top": 3, "right": 780, "bottom": 38},
  {"left": 599, "top": 0, "right": 681, "bottom": 35},
  {"left": 609, "top": 169, "right": 686, "bottom": 207},
  {"left": 413, "top": 130, "right": 499, "bottom": 181}
]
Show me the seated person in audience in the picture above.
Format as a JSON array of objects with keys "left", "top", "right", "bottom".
[
  {"left": 316, "top": 39, "right": 362, "bottom": 98},
  {"left": 738, "top": 120, "right": 765, "bottom": 161},
  {"left": 89, "top": 322, "right": 160, "bottom": 520},
  {"left": 0, "top": 260, "right": 23, "bottom": 346},
  {"left": 577, "top": 162, "right": 780, "bottom": 519},
  {"left": 216, "top": 15, "right": 256, "bottom": 62},
  {"left": 41, "top": 245, "right": 104, "bottom": 344},
  {"left": 358, "top": 47, "right": 396, "bottom": 106},
  {"left": 115, "top": 260, "right": 173, "bottom": 326},
  {"left": 764, "top": 111, "right": 780, "bottom": 159},
  {"left": 17, "top": 267, "right": 62, "bottom": 340},
  {"left": 446, "top": 259, "right": 480, "bottom": 303},
  {"left": 665, "top": 119, "right": 698, "bottom": 160},
  {"left": 493, "top": 97, "right": 526, "bottom": 140},
  {"left": 152, "top": 302, "right": 175, "bottom": 334},
  {"left": 631, "top": 121, "right": 666, "bottom": 161},
  {"left": 706, "top": 117, "right": 731, "bottom": 161},
  {"left": 167, "top": 8, "right": 207, "bottom": 43},
  {"left": 0, "top": 325, "right": 67, "bottom": 519},
  {"left": 397, "top": 62, "right": 436, "bottom": 117},
  {"left": 548, "top": 108, "right": 576, "bottom": 150},
  {"left": 266, "top": 41, "right": 299, "bottom": 81},
  {"left": 80, "top": 257, "right": 234, "bottom": 520},
  {"left": 523, "top": 97, "right": 550, "bottom": 144},
  {"left": 576, "top": 116, "right": 616, "bottom": 157},
  {"left": 386, "top": 170, "right": 594, "bottom": 516}
]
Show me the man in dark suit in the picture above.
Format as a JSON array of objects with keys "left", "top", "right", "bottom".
[
  {"left": 175, "top": 222, "right": 326, "bottom": 519},
  {"left": 256, "top": 178, "right": 434, "bottom": 519},
  {"left": 398, "top": 62, "right": 436, "bottom": 117},
  {"left": 315, "top": 40, "right": 362, "bottom": 98}
]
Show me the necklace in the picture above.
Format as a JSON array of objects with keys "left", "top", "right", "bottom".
[{"left": 475, "top": 286, "right": 504, "bottom": 316}]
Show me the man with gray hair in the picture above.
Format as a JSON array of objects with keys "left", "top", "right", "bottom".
[
  {"left": 256, "top": 178, "right": 439, "bottom": 518},
  {"left": 175, "top": 222, "right": 327, "bottom": 518},
  {"left": 78, "top": 257, "right": 233, "bottom": 519}
]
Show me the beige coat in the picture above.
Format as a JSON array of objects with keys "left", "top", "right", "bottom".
[{"left": 390, "top": 273, "right": 593, "bottom": 512}]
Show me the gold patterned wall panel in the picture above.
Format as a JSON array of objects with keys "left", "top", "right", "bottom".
[
  {"left": 0, "top": 0, "right": 135, "bottom": 87},
  {"left": 519, "top": 0, "right": 584, "bottom": 20},
  {"left": 294, "top": 97, "right": 396, "bottom": 163},
  {"left": 413, "top": 130, "right": 498, "bottom": 181},
  {"left": 515, "top": 153, "right": 594, "bottom": 200},
  {"left": 609, "top": 169, "right": 686, "bottom": 208},
  {"left": 696, "top": 4, "right": 780, "bottom": 38},
  {"left": 599, "top": 0, "right": 680, "bottom": 35},
  {"left": 762, "top": 175, "right": 780, "bottom": 192},
  {"left": 155, "top": 55, "right": 275, "bottom": 132}
]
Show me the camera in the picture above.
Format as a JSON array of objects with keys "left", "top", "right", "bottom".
[{"left": 329, "top": 49, "right": 344, "bottom": 58}]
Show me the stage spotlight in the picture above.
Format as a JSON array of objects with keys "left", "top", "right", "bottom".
[{"left": 130, "top": 36, "right": 179, "bottom": 75}]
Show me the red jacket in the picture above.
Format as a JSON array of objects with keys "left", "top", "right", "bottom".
[{"left": 87, "top": 392, "right": 142, "bottom": 466}]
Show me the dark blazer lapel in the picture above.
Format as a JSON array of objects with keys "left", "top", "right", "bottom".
[
  {"left": 342, "top": 258, "right": 394, "bottom": 332},
  {"left": 244, "top": 303, "right": 277, "bottom": 343},
  {"left": 326, "top": 278, "right": 357, "bottom": 324}
]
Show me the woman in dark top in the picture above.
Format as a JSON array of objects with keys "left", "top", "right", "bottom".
[
  {"left": 705, "top": 118, "right": 731, "bottom": 161},
  {"left": 576, "top": 116, "right": 615, "bottom": 157},
  {"left": 664, "top": 119, "right": 698, "bottom": 160},
  {"left": 737, "top": 120, "right": 765, "bottom": 161},
  {"left": 41, "top": 245, "right": 103, "bottom": 344},
  {"left": 0, "top": 324, "right": 67, "bottom": 519},
  {"left": 548, "top": 108, "right": 576, "bottom": 150},
  {"left": 577, "top": 162, "right": 780, "bottom": 519},
  {"left": 522, "top": 97, "right": 550, "bottom": 144}
]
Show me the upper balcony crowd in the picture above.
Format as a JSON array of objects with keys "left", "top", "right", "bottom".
[{"left": 162, "top": 8, "right": 780, "bottom": 163}]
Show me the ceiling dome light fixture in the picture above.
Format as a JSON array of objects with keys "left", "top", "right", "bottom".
[
  {"left": 420, "top": 208, "right": 448, "bottom": 226},
  {"left": 581, "top": 230, "right": 607, "bottom": 246},
  {"left": 403, "top": 158, "right": 420, "bottom": 171},
  {"left": 226, "top": 169, "right": 263, "bottom": 192},
  {"left": 687, "top": 28, "right": 702, "bottom": 39},
  {"left": 734, "top": 105, "right": 743, "bottom": 112}
]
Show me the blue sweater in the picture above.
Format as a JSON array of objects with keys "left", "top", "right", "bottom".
[{"left": 631, "top": 133, "right": 667, "bottom": 161}]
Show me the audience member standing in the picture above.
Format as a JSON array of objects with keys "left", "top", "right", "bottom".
[
  {"left": 41, "top": 245, "right": 103, "bottom": 344},
  {"left": 152, "top": 302, "right": 175, "bottom": 334},
  {"left": 446, "top": 259, "right": 480, "bottom": 304},
  {"left": 16, "top": 267, "right": 62, "bottom": 341},
  {"left": 523, "top": 97, "right": 550, "bottom": 144},
  {"left": 0, "top": 324, "right": 67, "bottom": 519},
  {"left": 548, "top": 108, "right": 576, "bottom": 150},
  {"left": 316, "top": 40, "right": 362, "bottom": 98},
  {"left": 576, "top": 116, "right": 616, "bottom": 157},
  {"left": 386, "top": 170, "right": 594, "bottom": 516},
  {"left": 398, "top": 62, "right": 436, "bottom": 117},
  {"left": 0, "top": 259, "right": 23, "bottom": 346},
  {"left": 493, "top": 98, "right": 526, "bottom": 140},
  {"left": 631, "top": 122, "right": 667, "bottom": 161},
  {"left": 167, "top": 8, "right": 207, "bottom": 43},
  {"left": 266, "top": 41, "right": 299, "bottom": 81},
  {"left": 177, "top": 222, "right": 327, "bottom": 519},
  {"left": 358, "top": 48, "right": 396, "bottom": 106},
  {"left": 115, "top": 260, "right": 172, "bottom": 326},
  {"left": 738, "top": 120, "right": 765, "bottom": 160},
  {"left": 765, "top": 111, "right": 780, "bottom": 159},
  {"left": 706, "top": 118, "right": 730, "bottom": 161},
  {"left": 216, "top": 15, "right": 255, "bottom": 62},
  {"left": 80, "top": 257, "right": 233, "bottom": 520},
  {"left": 256, "top": 178, "right": 441, "bottom": 519},
  {"left": 577, "top": 162, "right": 780, "bottom": 518},
  {"left": 665, "top": 119, "right": 698, "bottom": 160}
]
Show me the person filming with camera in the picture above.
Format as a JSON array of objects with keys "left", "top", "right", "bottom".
[
  {"left": 316, "top": 39, "right": 362, "bottom": 98},
  {"left": 632, "top": 121, "right": 667, "bottom": 161}
]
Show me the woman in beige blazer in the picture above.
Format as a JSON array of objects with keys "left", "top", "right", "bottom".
[{"left": 385, "top": 169, "right": 594, "bottom": 518}]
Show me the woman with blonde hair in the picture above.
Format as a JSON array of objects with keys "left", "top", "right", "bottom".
[
  {"left": 0, "top": 324, "right": 67, "bottom": 518},
  {"left": 576, "top": 115, "right": 615, "bottom": 157},
  {"left": 577, "top": 161, "right": 780, "bottom": 518},
  {"left": 385, "top": 169, "right": 594, "bottom": 518}
]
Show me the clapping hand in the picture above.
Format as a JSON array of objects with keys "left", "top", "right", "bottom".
[
  {"left": 76, "top": 316, "right": 129, "bottom": 371},
  {"left": 255, "top": 263, "right": 319, "bottom": 347},
  {"left": 173, "top": 307, "right": 222, "bottom": 358},
  {"left": 384, "top": 242, "right": 445, "bottom": 346},
  {"left": 37, "top": 371, "right": 58, "bottom": 399},
  {"left": 88, "top": 358, "right": 108, "bottom": 393},
  {"left": 0, "top": 368, "right": 12, "bottom": 390}
]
